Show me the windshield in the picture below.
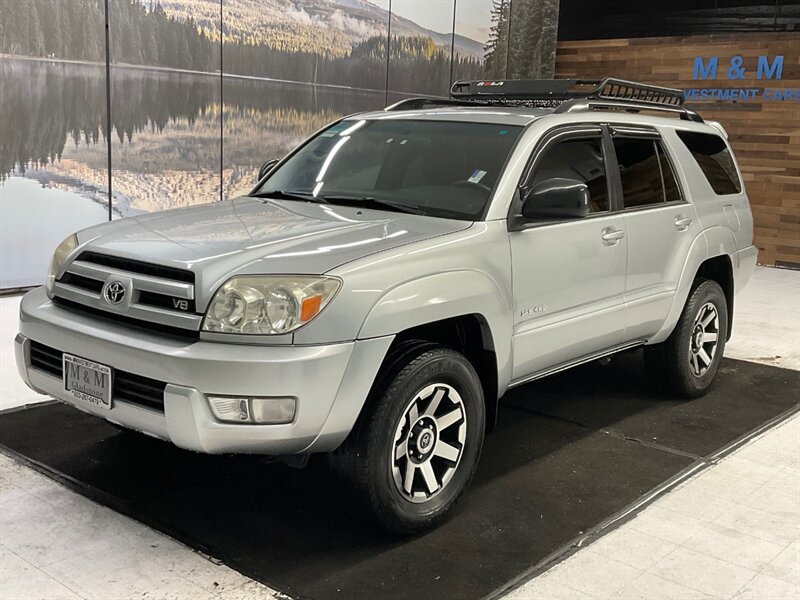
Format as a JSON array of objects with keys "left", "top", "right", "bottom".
[{"left": 254, "top": 119, "right": 523, "bottom": 220}]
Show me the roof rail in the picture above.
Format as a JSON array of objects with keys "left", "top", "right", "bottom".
[
  {"left": 448, "top": 77, "right": 703, "bottom": 122},
  {"left": 383, "top": 97, "right": 476, "bottom": 112}
]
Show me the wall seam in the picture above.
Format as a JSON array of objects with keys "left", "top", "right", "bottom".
[{"left": 104, "top": 0, "right": 112, "bottom": 221}]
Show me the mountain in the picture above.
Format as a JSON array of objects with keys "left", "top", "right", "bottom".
[
  {"left": 330, "top": 0, "right": 485, "bottom": 59},
  {"left": 150, "top": 0, "right": 485, "bottom": 60}
]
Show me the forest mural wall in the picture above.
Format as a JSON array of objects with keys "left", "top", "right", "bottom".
[{"left": 0, "top": 0, "right": 560, "bottom": 288}]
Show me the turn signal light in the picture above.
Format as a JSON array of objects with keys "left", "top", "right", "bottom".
[{"left": 300, "top": 294, "right": 322, "bottom": 322}]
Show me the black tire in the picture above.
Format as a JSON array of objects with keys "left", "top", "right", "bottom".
[
  {"left": 330, "top": 343, "right": 485, "bottom": 535},
  {"left": 645, "top": 278, "right": 728, "bottom": 399}
]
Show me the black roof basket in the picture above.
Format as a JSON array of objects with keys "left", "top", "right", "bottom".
[
  {"left": 386, "top": 77, "right": 702, "bottom": 122},
  {"left": 451, "top": 77, "right": 682, "bottom": 104}
]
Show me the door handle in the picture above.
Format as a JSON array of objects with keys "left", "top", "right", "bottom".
[
  {"left": 601, "top": 228, "right": 626, "bottom": 245},
  {"left": 674, "top": 215, "right": 693, "bottom": 231}
]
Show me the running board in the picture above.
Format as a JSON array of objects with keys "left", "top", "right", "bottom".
[{"left": 507, "top": 341, "right": 645, "bottom": 389}]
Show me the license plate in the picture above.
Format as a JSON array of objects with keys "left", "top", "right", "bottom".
[{"left": 63, "top": 353, "right": 112, "bottom": 410}]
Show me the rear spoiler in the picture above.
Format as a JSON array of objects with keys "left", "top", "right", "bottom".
[{"left": 705, "top": 120, "right": 729, "bottom": 140}]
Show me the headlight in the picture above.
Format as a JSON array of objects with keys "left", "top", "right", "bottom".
[
  {"left": 202, "top": 276, "right": 341, "bottom": 335},
  {"left": 46, "top": 234, "right": 79, "bottom": 294}
]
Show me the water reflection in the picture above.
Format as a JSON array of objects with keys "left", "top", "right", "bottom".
[
  {"left": 0, "top": 177, "right": 108, "bottom": 288},
  {"left": 1, "top": 59, "right": 387, "bottom": 208},
  {"left": 223, "top": 76, "right": 385, "bottom": 197},
  {"left": 0, "top": 60, "right": 107, "bottom": 181},
  {"left": 0, "top": 58, "right": 387, "bottom": 287}
]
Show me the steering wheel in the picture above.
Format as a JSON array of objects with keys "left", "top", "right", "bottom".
[{"left": 452, "top": 179, "right": 492, "bottom": 194}]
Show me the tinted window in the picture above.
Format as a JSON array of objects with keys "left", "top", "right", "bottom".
[
  {"left": 656, "top": 142, "right": 682, "bottom": 203},
  {"left": 613, "top": 138, "right": 665, "bottom": 208},
  {"left": 531, "top": 137, "right": 609, "bottom": 212},
  {"left": 256, "top": 119, "right": 522, "bottom": 220},
  {"left": 676, "top": 131, "right": 742, "bottom": 195}
]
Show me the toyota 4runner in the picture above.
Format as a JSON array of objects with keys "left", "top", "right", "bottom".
[{"left": 15, "top": 78, "right": 758, "bottom": 533}]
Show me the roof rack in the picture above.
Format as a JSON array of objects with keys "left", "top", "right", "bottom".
[{"left": 385, "top": 77, "right": 702, "bottom": 122}]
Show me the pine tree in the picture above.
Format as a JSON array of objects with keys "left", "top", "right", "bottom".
[
  {"left": 484, "top": 0, "right": 510, "bottom": 78},
  {"left": 507, "top": 0, "right": 559, "bottom": 79}
]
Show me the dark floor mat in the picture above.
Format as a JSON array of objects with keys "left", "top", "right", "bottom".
[{"left": 1, "top": 355, "right": 797, "bottom": 600}]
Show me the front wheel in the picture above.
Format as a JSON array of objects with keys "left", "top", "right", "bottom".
[
  {"left": 331, "top": 345, "right": 485, "bottom": 535},
  {"left": 645, "top": 278, "right": 728, "bottom": 398}
]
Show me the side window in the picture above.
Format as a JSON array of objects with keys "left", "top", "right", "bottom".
[
  {"left": 656, "top": 142, "right": 682, "bottom": 203},
  {"left": 531, "top": 137, "right": 609, "bottom": 213},
  {"left": 676, "top": 131, "right": 742, "bottom": 195},
  {"left": 613, "top": 137, "right": 664, "bottom": 208}
]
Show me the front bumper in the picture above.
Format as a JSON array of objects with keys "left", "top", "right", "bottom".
[{"left": 16, "top": 287, "right": 393, "bottom": 454}]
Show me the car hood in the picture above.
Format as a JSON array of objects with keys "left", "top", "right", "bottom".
[{"left": 76, "top": 197, "right": 471, "bottom": 298}]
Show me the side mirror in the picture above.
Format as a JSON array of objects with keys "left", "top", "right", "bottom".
[
  {"left": 258, "top": 159, "right": 280, "bottom": 182},
  {"left": 522, "top": 178, "right": 591, "bottom": 221}
]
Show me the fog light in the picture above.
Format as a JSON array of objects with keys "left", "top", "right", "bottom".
[
  {"left": 207, "top": 396, "right": 296, "bottom": 424},
  {"left": 250, "top": 397, "right": 295, "bottom": 424},
  {"left": 208, "top": 397, "right": 250, "bottom": 423}
]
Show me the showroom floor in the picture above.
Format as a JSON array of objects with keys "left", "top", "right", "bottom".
[{"left": 0, "top": 265, "right": 798, "bottom": 600}]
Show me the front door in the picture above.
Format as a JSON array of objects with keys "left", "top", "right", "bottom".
[{"left": 510, "top": 128, "right": 628, "bottom": 381}]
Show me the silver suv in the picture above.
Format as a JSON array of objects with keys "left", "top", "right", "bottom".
[{"left": 15, "top": 79, "right": 757, "bottom": 533}]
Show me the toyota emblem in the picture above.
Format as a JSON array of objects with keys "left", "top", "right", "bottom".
[{"left": 103, "top": 281, "right": 126, "bottom": 305}]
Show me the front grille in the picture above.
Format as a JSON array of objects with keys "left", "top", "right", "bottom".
[
  {"left": 53, "top": 251, "right": 202, "bottom": 333},
  {"left": 29, "top": 342, "right": 62, "bottom": 377},
  {"left": 52, "top": 297, "right": 199, "bottom": 341},
  {"left": 112, "top": 371, "right": 168, "bottom": 412},
  {"left": 29, "top": 341, "right": 167, "bottom": 413},
  {"left": 59, "top": 272, "right": 104, "bottom": 294},
  {"left": 77, "top": 251, "right": 194, "bottom": 283},
  {"left": 138, "top": 290, "right": 196, "bottom": 313}
]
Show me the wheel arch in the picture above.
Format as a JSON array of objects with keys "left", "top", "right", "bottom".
[
  {"left": 696, "top": 255, "right": 734, "bottom": 340},
  {"left": 357, "top": 270, "right": 513, "bottom": 402},
  {"left": 649, "top": 227, "right": 736, "bottom": 344},
  {"left": 389, "top": 314, "right": 500, "bottom": 432}
]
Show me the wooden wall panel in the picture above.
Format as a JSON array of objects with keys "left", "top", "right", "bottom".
[{"left": 555, "top": 33, "right": 800, "bottom": 267}]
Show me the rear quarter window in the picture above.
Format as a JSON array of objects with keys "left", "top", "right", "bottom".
[{"left": 676, "top": 131, "right": 742, "bottom": 195}]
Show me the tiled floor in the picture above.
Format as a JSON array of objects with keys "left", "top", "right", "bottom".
[
  {"left": 724, "top": 266, "right": 800, "bottom": 370},
  {"left": 506, "top": 414, "right": 800, "bottom": 600},
  {"left": 1, "top": 265, "right": 798, "bottom": 600},
  {"left": 0, "top": 456, "right": 277, "bottom": 600}
]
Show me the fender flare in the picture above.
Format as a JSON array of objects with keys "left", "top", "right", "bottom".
[
  {"left": 358, "top": 270, "right": 514, "bottom": 396},
  {"left": 650, "top": 227, "right": 735, "bottom": 344}
]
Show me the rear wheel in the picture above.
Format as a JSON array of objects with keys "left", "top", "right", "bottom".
[
  {"left": 645, "top": 278, "right": 728, "bottom": 398},
  {"left": 331, "top": 344, "right": 485, "bottom": 535}
]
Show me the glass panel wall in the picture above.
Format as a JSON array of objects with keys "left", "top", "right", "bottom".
[
  {"left": 388, "top": 0, "right": 457, "bottom": 97},
  {"left": 108, "top": 0, "right": 221, "bottom": 216},
  {"left": 222, "top": 0, "right": 389, "bottom": 200},
  {"left": 0, "top": 0, "right": 559, "bottom": 289},
  {"left": 0, "top": 0, "right": 110, "bottom": 289},
  {"left": 452, "top": 0, "right": 507, "bottom": 81}
]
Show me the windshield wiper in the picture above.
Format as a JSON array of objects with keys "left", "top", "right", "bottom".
[
  {"left": 321, "top": 196, "right": 424, "bottom": 215},
  {"left": 253, "top": 191, "right": 422, "bottom": 215},
  {"left": 251, "top": 190, "right": 329, "bottom": 204}
]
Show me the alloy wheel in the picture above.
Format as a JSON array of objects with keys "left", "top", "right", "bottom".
[
  {"left": 689, "top": 301, "right": 719, "bottom": 377},
  {"left": 391, "top": 383, "right": 467, "bottom": 503}
]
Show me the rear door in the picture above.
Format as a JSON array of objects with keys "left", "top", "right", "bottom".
[{"left": 610, "top": 127, "right": 701, "bottom": 341}]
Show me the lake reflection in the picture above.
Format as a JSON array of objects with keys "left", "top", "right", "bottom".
[
  {"left": 0, "top": 177, "right": 108, "bottom": 288},
  {"left": 0, "top": 58, "right": 386, "bottom": 288}
]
